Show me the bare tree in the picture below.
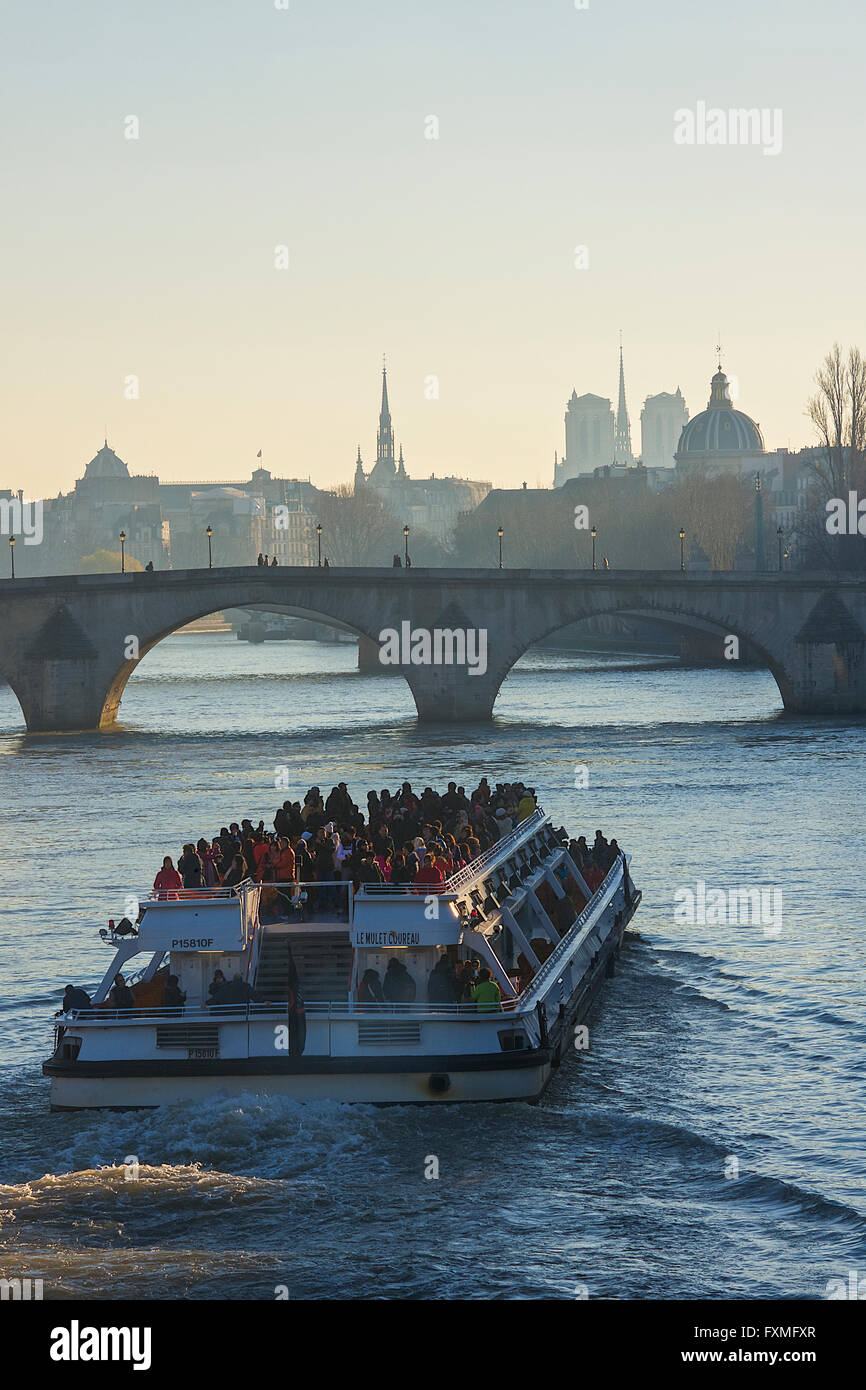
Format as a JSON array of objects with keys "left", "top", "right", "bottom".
[
  {"left": 312, "top": 484, "right": 395, "bottom": 566},
  {"left": 800, "top": 344, "right": 866, "bottom": 568},
  {"left": 807, "top": 343, "right": 866, "bottom": 493}
]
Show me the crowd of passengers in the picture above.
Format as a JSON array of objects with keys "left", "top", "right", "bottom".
[
  {"left": 358, "top": 955, "right": 504, "bottom": 1011},
  {"left": 153, "top": 777, "right": 622, "bottom": 900},
  {"left": 58, "top": 781, "right": 624, "bottom": 1017},
  {"left": 151, "top": 778, "right": 552, "bottom": 901}
]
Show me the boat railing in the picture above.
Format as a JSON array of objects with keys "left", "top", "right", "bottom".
[
  {"left": 443, "top": 808, "right": 547, "bottom": 894},
  {"left": 147, "top": 885, "right": 249, "bottom": 901},
  {"left": 354, "top": 882, "right": 457, "bottom": 896},
  {"left": 519, "top": 853, "right": 626, "bottom": 1010},
  {"left": 58, "top": 996, "right": 524, "bottom": 1023}
]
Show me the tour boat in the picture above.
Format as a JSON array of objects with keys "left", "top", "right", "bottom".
[{"left": 43, "top": 809, "right": 640, "bottom": 1109}]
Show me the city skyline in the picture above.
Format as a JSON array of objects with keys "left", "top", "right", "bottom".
[
  {"left": 5, "top": 344, "right": 827, "bottom": 499},
  {"left": 4, "top": 0, "right": 863, "bottom": 495}
]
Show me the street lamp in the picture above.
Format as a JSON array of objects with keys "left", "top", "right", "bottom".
[
  {"left": 777, "top": 525, "right": 783, "bottom": 571},
  {"left": 316, "top": 523, "right": 322, "bottom": 567},
  {"left": 403, "top": 524, "right": 410, "bottom": 567},
  {"left": 119, "top": 530, "right": 126, "bottom": 574},
  {"left": 497, "top": 525, "right": 503, "bottom": 569},
  {"left": 679, "top": 527, "right": 686, "bottom": 572},
  {"left": 590, "top": 525, "right": 597, "bottom": 571},
  {"left": 206, "top": 524, "right": 213, "bottom": 569},
  {"left": 8, "top": 535, "right": 14, "bottom": 580}
]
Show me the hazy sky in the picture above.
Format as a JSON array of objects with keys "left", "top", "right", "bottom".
[{"left": 3, "top": 0, "right": 865, "bottom": 497}]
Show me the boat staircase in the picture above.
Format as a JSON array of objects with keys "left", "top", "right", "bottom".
[{"left": 254, "top": 929, "right": 353, "bottom": 1003}]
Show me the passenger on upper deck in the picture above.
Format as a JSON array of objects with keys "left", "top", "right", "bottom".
[
  {"left": 517, "top": 788, "right": 537, "bottom": 822},
  {"left": 389, "top": 852, "right": 412, "bottom": 888},
  {"left": 356, "top": 849, "right": 384, "bottom": 888},
  {"left": 414, "top": 853, "right": 444, "bottom": 891},
  {"left": 198, "top": 838, "right": 222, "bottom": 886},
  {"left": 109, "top": 973, "right": 135, "bottom": 1010},
  {"left": 570, "top": 836, "right": 589, "bottom": 870},
  {"left": 221, "top": 854, "right": 248, "bottom": 887},
  {"left": 151, "top": 776, "right": 625, "bottom": 924},
  {"left": 59, "top": 984, "right": 92, "bottom": 1015},
  {"left": 472, "top": 777, "right": 491, "bottom": 805},
  {"left": 178, "top": 844, "right": 204, "bottom": 890},
  {"left": 153, "top": 856, "right": 182, "bottom": 898}
]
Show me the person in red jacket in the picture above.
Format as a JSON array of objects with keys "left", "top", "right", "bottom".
[
  {"left": 414, "top": 853, "right": 444, "bottom": 891},
  {"left": 153, "top": 856, "right": 182, "bottom": 899}
]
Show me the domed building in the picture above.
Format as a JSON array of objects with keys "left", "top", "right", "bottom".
[
  {"left": 82, "top": 442, "right": 131, "bottom": 480},
  {"left": 675, "top": 367, "right": 765, "bottom": 478},
  {"left": 60, "top": 439, "right": 169, "bottom": 570}
]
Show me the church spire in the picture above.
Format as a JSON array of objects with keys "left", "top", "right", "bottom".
[
  {"left": 613, "top": 335, "right": 634, "bottom": 464},
  {"left": 376, "top": 360, "right": 395, "bottom": 470}
]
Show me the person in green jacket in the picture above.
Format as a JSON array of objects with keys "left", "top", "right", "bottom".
[{"left": 471, "top": 968, "right": 502, "bottom": 1013}]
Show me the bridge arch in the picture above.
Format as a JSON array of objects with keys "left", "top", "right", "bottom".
[
  {"left": 100, "top": 598, "right": 383, "bottom": 730},
  {"left": 487, "top": 595, "right": 797, "bottom": 718}
]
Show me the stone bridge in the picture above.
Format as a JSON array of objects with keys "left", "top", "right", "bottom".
[{"left": 1, "top": 566, "right": 865, "bottom": 731}]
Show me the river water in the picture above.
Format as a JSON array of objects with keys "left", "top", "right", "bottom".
[{"left": 0, "top": 635, "right": 864, "bottom": 1300}]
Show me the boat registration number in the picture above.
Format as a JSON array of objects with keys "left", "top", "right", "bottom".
[{"left": 188, "top": 1047, "right": 220, "bottom": 1059}]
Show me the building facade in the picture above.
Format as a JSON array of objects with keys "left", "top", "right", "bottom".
[
  {"left": 556, "top": 392, "right": 615, "bottom": 484},
  {"left": 640, "top": 389, "right": 689, "bottom": 469},
  {"left": 556, "top": 344, "right": 683, "bottom": 485}
]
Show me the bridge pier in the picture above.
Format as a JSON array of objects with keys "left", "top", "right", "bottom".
[
  {"left": 9, "top": 657, "right": 120, "bottom": 733},
  {"left": 783, "top": 635, "right": 866, "bottom": 714},
  {"left": 404, "top": 665, "right": 503, "bottom": 722},
  {"left": 357, "top": 634, "right": 390, "bottom": 673}
]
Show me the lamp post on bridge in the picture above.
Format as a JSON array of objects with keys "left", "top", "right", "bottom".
[
  {"left": 403, "top": 524, "right": 410, "bottom": 567},
  {"left": 316, "top": 523, "right": 322, "bottom": 567},
  {"left": 206, "top": 525, "right": 213, "bottom": 569},
  {"left": 679, "top": 527, "right": 686, "bottom": 572},
  {"left": 497, "top": 526, "right": 503, "bottom": 569},
  {"left": 590, "top": 525, "right": 597, "bottom": 571},
  {"left": 119, "top": 530, "right": 126, "bottom": 574},
  {"left": 8, "top": 535, "right": 14, "bottom": 580},
  {"left": 777, "top": 525, "right": 783, "bottom": 571}
]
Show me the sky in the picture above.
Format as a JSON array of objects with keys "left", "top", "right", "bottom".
[{"left": 3, "top": 0, "right": 865, "bottom": 497}]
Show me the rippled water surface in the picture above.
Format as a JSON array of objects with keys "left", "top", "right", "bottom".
[{"left": 1, "top": 635, "right": 864, "bottom": 1299}]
